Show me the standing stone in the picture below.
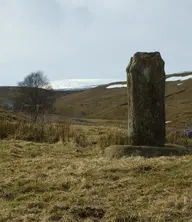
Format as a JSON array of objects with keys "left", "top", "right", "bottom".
[{"left": 126, "top": 52, "right": 166, "bottom": 146}]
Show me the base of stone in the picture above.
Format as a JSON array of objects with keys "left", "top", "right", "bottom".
[{"left": 104, "top": 144, "right": 190, "bottom": 159}]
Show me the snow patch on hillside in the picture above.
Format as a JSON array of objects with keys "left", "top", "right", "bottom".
[
  {"left": 166, "top": 75, "right": 192, "bottom": 82},
  {"left": 106, "top": 74, "right": 192, "bottom": 89},
  {"left": 107, "top": 84, "right": 127, "bottom": 89}
]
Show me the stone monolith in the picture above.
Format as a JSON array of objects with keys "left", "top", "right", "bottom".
[{"left": 126, "top": 52, "right": 166, "bottom": 146}]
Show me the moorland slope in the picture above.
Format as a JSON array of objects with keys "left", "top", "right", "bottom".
[{"left": 55, "top": 72, "right": 192, "bottom": 127}]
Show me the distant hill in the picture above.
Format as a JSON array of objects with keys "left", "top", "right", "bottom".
[
  {"left": 0, "top": 86, "right": 84, "bottom": 111},
  {"left": 1, "top": 72, "right": 192, "bottom": 128},
  {"left": 55, "top": 72, "right": 192, "bottom": 127}
]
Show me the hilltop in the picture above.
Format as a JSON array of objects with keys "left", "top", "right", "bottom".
[{"left": 55, "top": 72, "right": 192, "bottom": 128}]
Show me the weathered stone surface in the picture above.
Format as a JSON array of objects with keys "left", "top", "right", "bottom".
[
  {"left": 104, "top": 144, "right": 189, "bottom": 159},
  {"left": 126, "top": 52, "right": 166, "bottom": 146}
]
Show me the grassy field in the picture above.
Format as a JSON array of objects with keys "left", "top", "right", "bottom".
[
  {"left": 0, "top": 119, "right": 192, "bottom": 221},
  {"left": 0, "top": 139, "right": 192, "bottom": 222}
]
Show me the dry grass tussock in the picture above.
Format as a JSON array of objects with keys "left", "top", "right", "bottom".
[
  {"left": 0, "top": 121, "right": 192, "bottom": 221},
  {"left": 98, "top": 127, "right": 192, "bottom": 150},
  {"left": 0, "top": 120, "right": 89, "bottom": 147},
  {"left": 1, "top": 120, "right": 190, "bottom": 148}
]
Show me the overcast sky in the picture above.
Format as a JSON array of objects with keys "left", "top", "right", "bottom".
[{"left": 0, "top": 0, "right": 192, "bottom": 85}]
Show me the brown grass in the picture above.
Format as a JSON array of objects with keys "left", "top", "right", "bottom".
[
  {"left": 0, "top": 108, "right": 27, "bottom": 122},
  {"left": 0, "top": 119, "right": 192, "bottom": 221},
  {"left": 0, "top": 138, "right": 192, "bottom": 221},
  {"left": 0, "top": 120, "right": 90, "bottom": 148},
  {"left": 0, "top": 120, "right": 191, "bottom": 148}
]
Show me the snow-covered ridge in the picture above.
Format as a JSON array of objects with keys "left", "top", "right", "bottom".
[
  {"left": 51, "top": 79, "right": 124, "bottom": 90},
  {"left": 51, "top": 74, "right": 192, "bottom": 90}
]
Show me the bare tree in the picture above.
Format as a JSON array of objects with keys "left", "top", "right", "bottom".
[
  {"left": 18, "top": 71, "right": 54, "bottom": 122},
  {"left": 18, "top": 71, "right": 51, "bottom": 89}
]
